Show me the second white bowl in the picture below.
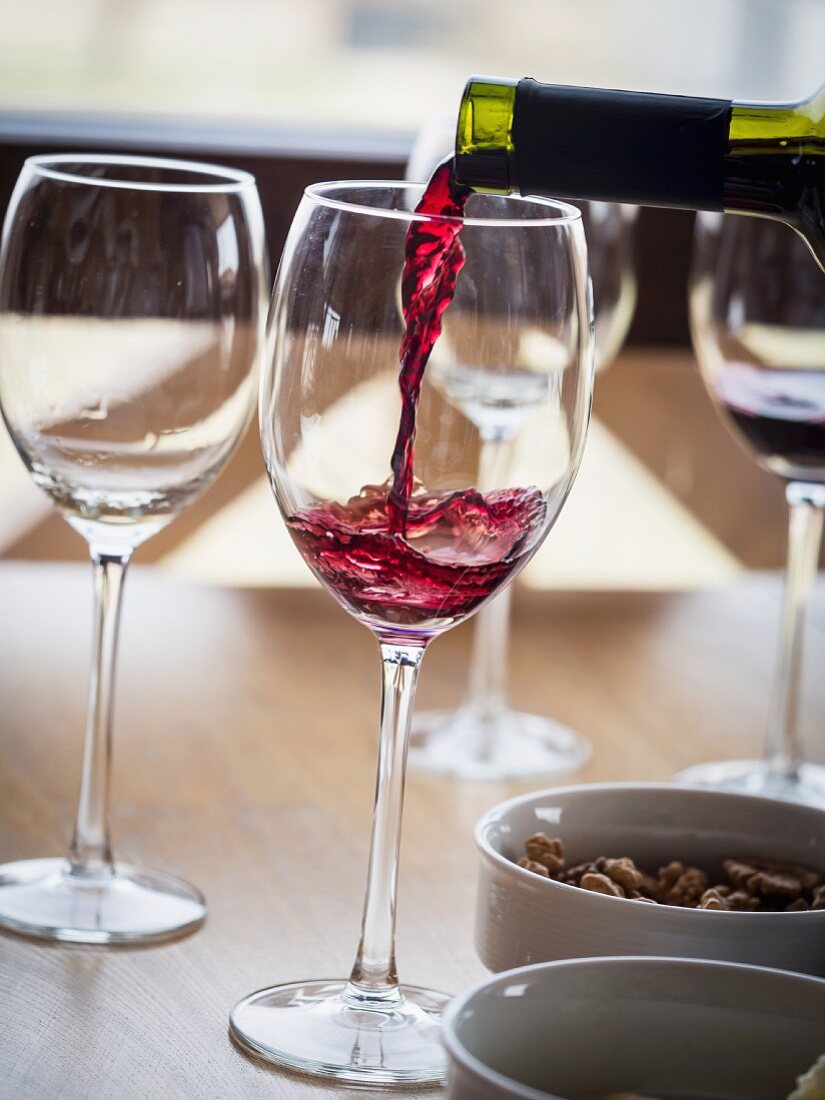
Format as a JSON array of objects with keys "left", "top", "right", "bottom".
[{"left": 443, "top": 957, "right": 825, "bottom": 1100}]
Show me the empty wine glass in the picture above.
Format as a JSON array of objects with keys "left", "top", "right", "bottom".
[
  {"left": 676, "top": 211, "right": 825, "bottom": 808},
  {"left": 406, "top": 115, "right": 636, "bottom": 779},
  {"left": 0, "top": 154, "right": 266, "bottom": 942},
  {"left": 229, "top": 181, "right": 593, "bottom": 1085}
]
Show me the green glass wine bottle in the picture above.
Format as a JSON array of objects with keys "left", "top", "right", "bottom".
[{"left": 454, "top": 77, "right": 825, "bottom": 270}]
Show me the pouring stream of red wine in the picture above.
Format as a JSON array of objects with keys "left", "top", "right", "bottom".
[
  {"left": 286, "top": 160, "right": 546, "bottom": 628},
  {"left": 387, "top": 158, "right": 471, "bottom": 533}
]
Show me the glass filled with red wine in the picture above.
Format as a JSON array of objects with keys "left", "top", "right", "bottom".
[
  {"left": 229, "top": 172, "right": 594, "bottom": 1085},
  {"left": 677, "top": 211, "right": 825, "bottom": 807}
]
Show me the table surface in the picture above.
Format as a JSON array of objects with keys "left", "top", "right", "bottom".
[{"left": 1, "top": 564, "right": 823, "bottom": 1099}]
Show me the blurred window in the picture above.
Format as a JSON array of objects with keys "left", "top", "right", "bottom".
[{"left": 0, "top": 0, "right": 822, "bottom": 135}]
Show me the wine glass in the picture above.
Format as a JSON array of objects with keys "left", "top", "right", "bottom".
[
  {"left": 0, "top": 154, "right": 266, "bottom": 942},
  {"left": 406, "top": 115, "right": 636, "bottom": 779},
  {"left": 676, "top": 211, "right": 825, "bottom": 807},
  {"left": 230, "top": 181, "right": 593, "bottom": 1085}
]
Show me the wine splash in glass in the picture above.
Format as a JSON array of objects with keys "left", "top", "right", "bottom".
[{"left": 229, "top": 165, "right": 594, "bottom": 1085}]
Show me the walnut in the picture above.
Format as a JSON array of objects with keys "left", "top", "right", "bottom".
[
  {"left": 727, "top": 890, "right": 761, "bottom": 911},
  {"left": 698, "top": 888, "right": 730, "bottom": 911},
  {"left": 744, "top": 871, "right": 765, "bottom": 896},
  {"left": 517, "top": 857, "right": 550, "bottom": 877},
  {"left": 604, "top": 857, "right": 644, "bottom": 893},
  {"left": 639, "top": 872, "right": 658, "bottom": 897},
  {"left": 656, "top": 861, "right": 685, "bottom": 893},
  {"left": 524, "top": 833, "right": 565, "bottom": 873},
  {"left": 792, "top": 865, "right": 824, "bottom": 894},
  {"left": 723, "top": 859, "right": 757, "bottom": 888},
  {"left": 658, "top": 865, "right": 709, "bottom": 907},
  {"left": 563, "top": 860, "right": 598, "bottom": 884},
  {"left": 724, "top": 858, "right": 810, "bottom": 902},
  {"left": 580, "top": 871, "right": 624, "bottom": 898},
  {"left": 742, "top": 858, "right": 822, "bottom": 895},
  {"left": 752, "top": 870, "right": 802, "bottom": 900},
  {"left": 785, "top": 898, "right": 809, "bottom": 912}
]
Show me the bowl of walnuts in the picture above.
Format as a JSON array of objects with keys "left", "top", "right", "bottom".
[{"left": 474, "top": 783, "right": 825, "bottom": 977}]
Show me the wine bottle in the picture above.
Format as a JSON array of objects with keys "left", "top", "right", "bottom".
[{"left": 454, "top": 77, "right": 825, "bottom": 270}]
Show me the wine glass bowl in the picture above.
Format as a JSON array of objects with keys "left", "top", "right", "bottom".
[
  {"left": 232, "top": 180, "right": 594, "bottom": 1085},
  {"left": 0, "top": 154, "right": 265, "bottom": 942},
  {"left": 262, "top": 184, "right": 591, "bottom": 640},
  {"left": 1, "top": 155, "right": 261, "bottom": 550},
  {"left": 676, "top": 211, "right": 825, "bottom": 807},
  {"left": 690, "top": 213, "right": 825, "bottom": 486}
]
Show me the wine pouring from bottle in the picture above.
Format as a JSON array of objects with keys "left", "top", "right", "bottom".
[{"left": 454, "top": 77, "right": 825, "bottom": 271}]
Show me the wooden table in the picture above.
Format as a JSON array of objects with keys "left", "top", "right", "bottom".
[{"left": 1, "top": 564, "right": 823, "bottom": 1099}]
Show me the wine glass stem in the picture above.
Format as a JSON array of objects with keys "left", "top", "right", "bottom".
[
  {"left": 346, "top": 642, "right": 425, "bottom": 1004},
  {"left": 467, "top": 584, "right": 511, "bottom": 721},
  {"left": 764, "top": 482, "right": 825, "bottom": 782},
  {"left": 464, "top": 431, "right": 518, "bottom": 724},
  {"left": 67, "top": 546, "right": 131, "bottom": 879}
]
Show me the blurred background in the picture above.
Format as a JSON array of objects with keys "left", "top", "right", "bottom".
[
  {"left": 1, "top": 0, "right": 823, "bottom": 587},
  {"left": 3, "top": 0, "right": 823, "bottom": 125}
]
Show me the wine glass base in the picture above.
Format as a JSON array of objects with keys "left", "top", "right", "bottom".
[
  {"left": 408, "top": 707, "right": 591, "bottom": 781},
  {"left": 674, "top": 759, "right": 825, "bottom": 810},
  {"left": 230, "top": 979, "right": 449, "bottom": 1086},
  {"left": 0, "top": 858, "right": 206, "bottom": 944}
]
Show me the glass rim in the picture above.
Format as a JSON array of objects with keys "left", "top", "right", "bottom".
[
  {"left": 23, "top": 153, "right": 257, "bottom": 194},
  {"left": 304, "top": 180, "right": 583, "bottom": 228}
]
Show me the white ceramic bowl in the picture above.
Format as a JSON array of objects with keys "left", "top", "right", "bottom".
[
  {"left": 475, "top": 783, "right": 825, "bottom": 977},
  {"left": 443, "top": 956, "right": 825, "bottom": 1100}
]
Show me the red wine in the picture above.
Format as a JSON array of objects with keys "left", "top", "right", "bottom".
[
  {"left": 285, "top": 160, "right": 546, "bottom": 632},
  {"left": 286, "top": 485, "right": 545, "bottom": 628},
  {"left": 714, "top": 362, "right": 825, "bottom": 481},
  {"left": 727, "top": 408, "right": 825, "bottom": 479},
  {"left": 388, "top": 159, "right": 470, "bottom": 533}
]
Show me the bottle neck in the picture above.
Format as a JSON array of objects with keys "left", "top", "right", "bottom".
[
  {"left": 455, "top": 77, "right": 518, "bottom": 193},
  {"left": 455, "top": 77, "right": 823, "bottom": 219},
  {"left": 729, "top": 88, "right": 824, "bottom": 150},
  {"left": 724, "top": 88, "right": 825, "bottom": 221}
]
